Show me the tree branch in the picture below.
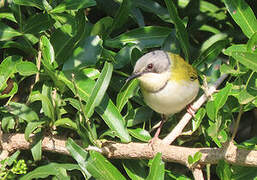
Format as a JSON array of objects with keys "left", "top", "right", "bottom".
[
  {"left": 1, "top": 133, "right": 257, "bottom": 168},
  {"left": 162, "top": 74, "right": 228, "bottom": 144}
]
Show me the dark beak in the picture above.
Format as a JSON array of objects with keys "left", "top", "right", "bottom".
[{"left": 126, "top": 73, "right": 142, "bottom": 83}]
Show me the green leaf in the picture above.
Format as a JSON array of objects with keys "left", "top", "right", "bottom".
[
  {"left": 206, "top": 100, "right": 215, "bottom": 121},
  {"left": 188, "top": 152, "right": 202, "bottom": 165},
  {"left": 0, "top": 12, "right": 17, "bottom": 23},
  {"left": 116, "top": 79, "right": 139, "bottom": 112},
  {"left": 223, "top": 44, "right": 247, "bottom": 56},
  {"left": 238, "top": 89, "right": 257, "bottom": 105},
  {"left": 0, "top": 56, "right": 21, "bottom": 90},
  {"left": 7, "top": 102, "right": 39, "bottom": 122},
  {"left": 40, "top": 35, "right": 55, "bottom": 66},
  {"left": 5, "top": 150, "right": 20, "bottom": 166},
  {"left": 193, "top": 152, "right": 202, "bottom": 163},
  {"left": 133, "top": 0, "right": 171, "bottom": 23},
  {"left": 84, "top": 62, "right": 113, "bottom": 119},
  {"left": 214, "top": 83, "right": 233, "bottom": 114},
  {"left": 63, "top": 36, "right": 103, "bottom": 71},
  {"left": 0, "top": 41, "right": 37, "bottom": 56},
  {"left": 51, "top": 11, "right": 87, "bottom": 66},
  {"left": 25, "top": 121, "right": 45, "bottom": 141},
  {"left": 200, "top": 33, "right": 228, "bottom": 52},
  {"left": 146, "top": 152, "right": 164, "bottom": 180},
  {"left": 131, "top": 7, "right": 145, "bottom": 27},
  {"left": 126, "top": 106, "right": 153, "bottom": 127},
  {"left": 192, "top": 108, "right": 206, "bottom": 132},
  {"left": 231, "top": 52, "right": 257, "bottom": 71},
  {"left": 29, "top": 91, "right": 55, "bottom": 120},
  {"left": 55, "top": 118, "right": 77, "bottom": 130},
  {"left": 59, "top": 71, "right": 131, "bottom": 142},
  {"left": 20, "top": 163, "right": 80, "bottom": 180},
  {"left": 66, "top": 138, "right": 91, "bottom": 178},
  {"left": 187, "top": 155, "right": 194, "bottom": 165},
  {"left": 16, "top": 61, "right": 38, "bottom": 76},
  {"left": 231, "top": 166, "right": 257, "bottom": 180},
  {"left": 128, "top": 128, "right": 151, "bottom": 142},
  {"left": 113, "top": 45, "right": 137, "bottom": 69},
  {"left": 218, "top": 130, "right": 228, "bottom": 143},
  {"left": 13, "top": 0, "right": 51, "bottom": 10},
  {"left": 91, "top": 16, "right": 113, "bottom": 37},
  {"left": 216, "top": 160, "right": 232, "bottom": 180},
  {"left": 194, "top": 39, "right": 228, "bottom": 67},
  {"left": 123, "top": 160, "right": 147, "bottom": 180},
  {"left": 22, "top": 14, "right": 55, "bottom": 34},
  {"left": 87, "top": 151, "right": 126, "bottom": 180},
  {"left": 164, "top": 0, "right": 190, "bottom": 60},
  {"left": 31, "top": 135, "right": 42, "bottom": 161},
  {"left": 247, "top": 32, "right": 257, "bottom": 53},
  {"left": 1, "top": 115, "right": 15, "bottom": 132},
  {"left": 161, "top": 29, "right": 180, "bottom": 54},
  {"left": 108, "top": 0, "right": 131, "bottom": 34},
  {"left": 0, "top": 22, "right": 22, "bottom": 41},
  {"left": 224, "top": 0, "right": 257, "bottom": 38},
  {"left": 0, "top": 80, "right": 18, "bottom": 99},
  {"left": 51, "top": 0, "right": 96, "bottom": 13},
  {"left": 104, "top": 26, "right": 172, "bottom": 49}
]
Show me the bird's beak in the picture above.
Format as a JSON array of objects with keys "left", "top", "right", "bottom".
[{"left": 126, "top": 73, "right": 142, "bottom": 83}]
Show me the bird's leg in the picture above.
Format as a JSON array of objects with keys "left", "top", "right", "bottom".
[
  {"left": 149, "top": 115, "right": 167, "bottom": 145},
  {"left": 186, "top": 104, "right": 196, "bottom": 117}
]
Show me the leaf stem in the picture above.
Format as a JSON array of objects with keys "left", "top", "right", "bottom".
[
  {"left": 71, "top": 73, "right": 96, "bottom": 144},
  {"left": 230, "top": 105, "right": 244, "bottom": 141}
]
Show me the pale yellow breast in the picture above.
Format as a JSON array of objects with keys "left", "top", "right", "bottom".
[{"left": 141, "top": 79, "right": 199, "bottom": 115}]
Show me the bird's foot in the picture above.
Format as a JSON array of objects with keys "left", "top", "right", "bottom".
[{"left": 186, "top": 104, "right": 196, "bottom": 117}]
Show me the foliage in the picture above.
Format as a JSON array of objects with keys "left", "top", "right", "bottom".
[
  {"left": 0, "top": 151, "right": 27, "bottom": 179},
  {"left": 0, "top": 0, "right": 256, "bottom": 179}
]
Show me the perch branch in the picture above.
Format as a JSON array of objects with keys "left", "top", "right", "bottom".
[
  {"left": 162, "top": 74, "right": 228, "bottom": 144},
  {"left": 1, "top": 133, "right": 257, "bottom": 168}
]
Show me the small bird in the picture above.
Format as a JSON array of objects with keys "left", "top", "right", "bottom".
[{"left": 127, "top": 50, "right": 199, "bottom": 142}]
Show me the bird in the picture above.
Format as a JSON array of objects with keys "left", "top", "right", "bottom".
[{"left": 127, "top": 50, "right": 199, "bottom": 143}]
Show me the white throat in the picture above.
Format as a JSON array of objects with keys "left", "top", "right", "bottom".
[{"left": 138, "top": 71, "right": 170, "bottom": 92}]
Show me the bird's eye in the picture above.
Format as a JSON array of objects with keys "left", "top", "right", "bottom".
[{"left": 147, "top": 63, "right": 153, "bottom": 69}]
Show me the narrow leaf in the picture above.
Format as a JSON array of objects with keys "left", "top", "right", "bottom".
[
  {"left": 214, "top": 83, "right": 232, "bottom": 115},
  {"left": 16, "top": 61, "right": 38, "bottom": 76},
  {"left": 40, "top": 35, "right": 55, "bottom": 65},
  {"left": 224, "top": 0, "right": 257, "bottom": 38},
  {"left": 108, "top": 0, "right": 131, "bottom": 34},
  {"left": 128, "top": 128, "right": 151, "bottom": 142},
  {"left": 20, "top": 163, "right": 80, "bottom": 180},
  {"left": 25, "top": 121, "right": 45, "bottom": 141},
  {"left": 0, "top": 22, "right": 22, "bottom": 41},
  {"left": 117, "top": 79, "right": 139, "bottom": 112},
  {"left": 51, "top": 0, "right": 96, "bottom": 13},
  {"left": 7, "top": 102, "right": 39, "bottom": 122},
  {"left": 84, "top": 62, "right": 113, "bottom": 118},
  {"left": 164, "top": 0, "right": 190, "bottom": 60},
  {"left": 146, "top": 153, "right": 164, "bottom": 180},
  {"left": 66, "top": 138, "right": 90, "bottom": 178},
  {"left": 232, "top": 52, "right": 257, "bottom": 71},
  {"left": 59, "top": 71, "right": 131, "bottom": 142},
  {"left": 87, "top": 151, "right": 126, "bottom": 180},
  {"left": 104, "top": 26, "right": 172, "bottom": 49}
]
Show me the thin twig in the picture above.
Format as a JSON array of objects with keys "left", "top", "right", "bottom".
[
  {"left": 230, "top": 105, "right": 244, "bottom": 141},
  {"left": 162, "top": 74, "right": 228, "bottom": 145}
]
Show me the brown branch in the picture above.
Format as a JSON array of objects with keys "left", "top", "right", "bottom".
[
  {"left": 191, "top": 166, "right": 204, "bottom": 180},
  {"left": 1, "top": 133, "right": 257, "bottom": 168}
]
